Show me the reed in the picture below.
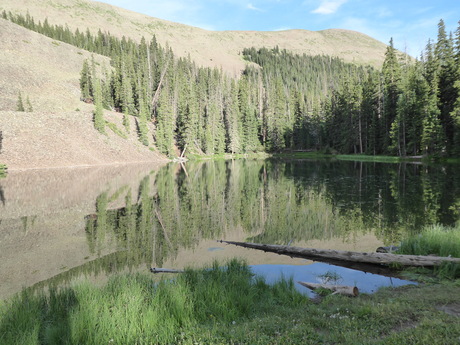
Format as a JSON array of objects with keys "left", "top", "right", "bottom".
[{"left": 398, "top": 223, "right": 460, "bottom": 278}]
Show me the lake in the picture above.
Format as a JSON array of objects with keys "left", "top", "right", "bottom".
[{"left": 1, "top": 159, "right": 459, "bottom": 299}]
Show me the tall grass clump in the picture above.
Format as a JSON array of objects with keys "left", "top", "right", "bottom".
[
  {"left": 0, "top": 258, "right": 308, "bottom": 345},
  {"left": 398, "top": 223, "right": 460, "bottom": 279}
]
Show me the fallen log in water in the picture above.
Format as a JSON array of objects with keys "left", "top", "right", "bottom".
[
  {"left": 298, "top": 282, "right": 359, "bottom": 297},
  {"left": 376, "top": 246, "right": 400, "bottom": 253},
  {"left": 219, "top": 241, "right": 460, "bottom": 268},
  {"left": 150, "top": 268, "right": 184, "bottom": 274}
]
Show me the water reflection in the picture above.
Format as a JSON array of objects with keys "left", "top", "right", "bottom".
[
  {"left": 251, "top": 263, "right": 417, "bottom": 296},
  {"left": 1, "top": 159, "right": 459, "bottom": 299},
  {"left": 83, "top": 159, "right": 460, "bottom": 277}
]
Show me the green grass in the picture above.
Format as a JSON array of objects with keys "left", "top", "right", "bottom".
[
  {"left": 0, "top": 259, "right": 306, "bottom": 345},
  {"left": 336, "top": 154, "right": 405, "bottom": 163},
  {"left": 1, "top": 259, "right": 459, "bottom": 344},
  {"left": 0, "top": 164, "right": 7, "bottom": 178},
  {"left": 106, "top": 121, "right": 127, "bottom": 139},
  {"left": 398, "top": 223, "right": 460, "bottom": 279},
  {"left": 182, "top": 150, "right": 460, "bottom": 164}
]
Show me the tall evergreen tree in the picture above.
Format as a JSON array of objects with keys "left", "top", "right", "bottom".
[
  {"left": 26, "top": 95, "right": 33, "bottom": 112},
  {"left": 79, "top": 59, "right": 92, "bottom": 101},
  {"left": 225, "top": 80, "right": 242, "bottom": 154},
  {"left": 137, "top": 94, "right": 149, "bottom": 146},
  {"left": 16, "top": 91, "right": 25, "bottom": 112},
  {"left": 382, "top": 38, "right": 402, "bottom": 154},
  {"left": 435, "top": 19, "right": 458, "bottom": 155},
  {"left": 155, "top": 85, "right": 175, "bottom": 156},
  {"left": 93, "top": 78, "right": 106, "bottom": 134}
]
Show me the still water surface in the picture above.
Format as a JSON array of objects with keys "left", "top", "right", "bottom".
[{"left": 1, "top": 159, "right": 458, "bottom": 299}]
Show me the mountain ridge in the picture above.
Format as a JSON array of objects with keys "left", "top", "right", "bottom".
[{"left": 1, "top": 0, "right": 389, "bottom": 74}]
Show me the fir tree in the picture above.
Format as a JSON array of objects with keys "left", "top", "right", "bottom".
[
  {"left": 137, "top": 94, "right": 149, "bottom": 146},
  {"left": 382, "top": 38, "right": 402, "bottom": 154},
  {"left": 26, "top": 96, "right": 33, "bottom": 112},
  {"left": 93, "top": 78, "right": 106, "bottom": 134},
  {"left": 80, "top": 59, "right": 92, "bottom": 101},
  {"left": 435, "top": 19, "right": 458, "bottom": 155},
  {"left": 16, "top": 91, "right": 25, "bottom": 112}
]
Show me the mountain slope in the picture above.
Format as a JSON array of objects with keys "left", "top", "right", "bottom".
[
  {"left": 0, "top": 18, "right": 108, "bottom": 112},
  {"left": 0, "top": 19, "right": 167, "bottom": 169},
  {"left": 0, "top": 0, "right": 389, "bottom": 74}
]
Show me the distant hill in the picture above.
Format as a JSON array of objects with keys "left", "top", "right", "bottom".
[{"left": 1, "top": 0, "right": 389, "bottom": 75}]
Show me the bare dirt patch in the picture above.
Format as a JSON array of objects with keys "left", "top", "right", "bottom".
[
  {"left": 437, "top": 303, "right": 460, "bottom": 317},
  {"left": 0, "top": 109, "right": 167, "bottom": 170}
]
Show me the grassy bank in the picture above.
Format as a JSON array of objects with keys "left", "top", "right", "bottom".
[
  {"left": 270, "top": 152, "right": 421, "bottom": 163},
  {"left": 398, "top": 223, "right": 460, "bottom": 279},
  {"left": 185, "top": 151, "right": 460, "bottom": 164},
  {"left": 1, "top": 259, "right": 460, "bottom": 344}
]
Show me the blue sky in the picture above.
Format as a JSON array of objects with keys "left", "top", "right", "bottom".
[{"left": 99, "top": 0, "right": 459, "bottom": 57}]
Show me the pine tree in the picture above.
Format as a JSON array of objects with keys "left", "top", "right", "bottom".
[
  {"left": 449, "top": 21, "right": 460, "bottom": 156},
  {"left": 225, "top": 80, "right": 242, "bottom": 154},
  {"left": 292, "top": 91, "right": 307, "bottom": 149},
  {"left": 80, "top": 59, "right": 92, "bottom": 101},
  {"left": 93, "top": 78, "right": 106, "bottom": 134},
  {"left": 435, "top": 19, "right": 458, "bottom": 155},
  {"left": 155, "top": 85, "right": 175, "bottom": 156},
  {"left": 138, "top": 94, "right": 149, "bottom": 146},
  {"left": 16, "top": 91, "right": 25, "bottom": 112},
  {"left": 26, "top": 95, "right": 33, "bottom": 112},
  {"left": 382, "top": 38, "right": 402, "bottom": 154},
  {"left": 239, "top": 76, "right": 259, "bottom": 152}
]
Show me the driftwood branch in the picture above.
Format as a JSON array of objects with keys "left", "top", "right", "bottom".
[{"left": 298, "top": 282, "right": 359, "bottom": 297}]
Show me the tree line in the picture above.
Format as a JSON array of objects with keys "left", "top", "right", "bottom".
[{"left": 3, "top": 11, "right": 460, "bottom": 157}]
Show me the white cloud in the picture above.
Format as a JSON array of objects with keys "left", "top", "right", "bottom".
[
  {"left": 272, "top": 26, "right": 292, "bottom": 31},
  {"left": 311, "top": 0, "right": 347, "bottom": 15},
  {"left": 247, "top": 3, "right": 264, "bottom": 12}
]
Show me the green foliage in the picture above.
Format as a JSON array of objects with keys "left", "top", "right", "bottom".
[
  {"left": 106, "top": 122, "right": 127, "bottom": 139},
  {"left": 5, "top": 12, "right": 460, "bottom": 158},
  {"left": 79, "top": 59, "right": 92, "bottom": 101},
  {"left": 398, "top": 224, "right": 460, "bottom": 278},
  {"left": 0, "top": 260, "right": 308, "bottom": 345},
  {"left": 399, "top": 224, "right": 460, "bottom": 258},
  {"left": 137, "top": 95, "right": 149, "bottom": 146},
  {"left": 2, "top": 267, "right": 460, "bottom": 344},
  {"left": 92, "top": 78, "right": 105, "bottom": 134},
  {"left": 0, "top": 164, "right": 7, "bottom": 178},
  {"left": 16, "top": 91, "right": 25, "bottom": 112},
  {"left": 25, "top": 96, "right": 33, "bottom": 112}
]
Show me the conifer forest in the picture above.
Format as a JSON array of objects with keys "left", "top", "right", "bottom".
[{"left": 4, "top": 11, "right": 460, "bottom": 157}]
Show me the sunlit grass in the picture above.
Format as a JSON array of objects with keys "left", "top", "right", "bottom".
[
  {"left": 0, "top": 259, "right": 307, "bottom": 345},
  {"left": 398, "top": 223, "right": 460, "bottom": 279},
  {"left": 1, "top": 258, "right": 460, "bottom": 344},
  {"left": 399, "top": 224, "right": 460, "bottom": 258},
  {"left": 336, "top": 154, "right": 403, "bottom": 163}
]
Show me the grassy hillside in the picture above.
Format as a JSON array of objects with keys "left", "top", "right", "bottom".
[
  {"left": 0, "top": 0, "right": 389, "bottom": 75},
  {"left": 0, "top": 18, "right": 108, "bottom": 112}
]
